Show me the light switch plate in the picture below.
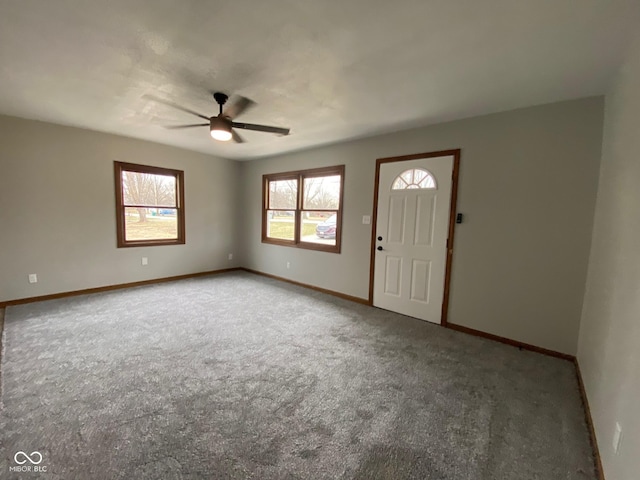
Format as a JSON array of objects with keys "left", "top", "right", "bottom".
[{"left": 362, "top": 215, "right": 371, "bottom": 225}]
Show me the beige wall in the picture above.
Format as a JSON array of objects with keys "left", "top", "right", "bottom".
[
  {"left": 578, "top": 33, "right": 640, "bottom": 480},
  {"left": 240, "top": 98, "right": 604, "bottom": 355},
  {"left": 0, "top": 99, "right": 605, "bottom": 356},
  {"left": 0, "top": 115, "right": 240, "bottom": 303}
]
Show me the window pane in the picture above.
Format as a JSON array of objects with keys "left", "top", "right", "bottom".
[
  {"left": 392, "top": 177, "right": 409, "bottom": 190},
  {"left": 418, "top": 175, "right": 436, "bottom": 188},
  {"left": 268, "top": 179, "right": 297, "bottom": 209},
  {"left": 266, "top": 210, "right": 296, "bottom": 240},
  {"left": 303, "top": 175, "right": 341, "bottom": 210},
  {"left": 392, "top": 169, "right": 435, "bottom": 190},
  {"left": 122, "top": 171, "right": 177, "bottom": 207},
  {"left": 124, "top": 207, "right": 178, "bottom": 241},
  {"left": 300, "top": 211, "right": 337, "bottom": 246}
]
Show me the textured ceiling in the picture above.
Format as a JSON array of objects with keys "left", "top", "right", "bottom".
[{"left": 0, "top": 0, "right": 638, "bottom": 160}]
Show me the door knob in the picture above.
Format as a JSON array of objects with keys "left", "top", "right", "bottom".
[
  {"left": 377, "top": 246, "right": 383, "bottom": 251},
  {"left": 377, "top": 236, "right": 383, "bottom": 241}
]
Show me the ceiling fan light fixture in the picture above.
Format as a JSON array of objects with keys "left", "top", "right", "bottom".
[
  {"left": 210, "top": 117, "right": 232, "bottom": 141},
  {"left": 210, "top": 128, "right": 232, "bottom": 141}
]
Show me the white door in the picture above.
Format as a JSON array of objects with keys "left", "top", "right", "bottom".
[{"left": 373, "top": 155, "right": 454, "bottom": 323}]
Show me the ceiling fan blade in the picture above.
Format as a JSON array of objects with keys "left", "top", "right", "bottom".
[
  {"left": 231, "top": 129, "right": 246, "bottom": 143},
  {"left": 163, "top": 123, "right": 209, "bottom": 129},
  {"left": 231, "top": 122, "right": 290, "bottom": 135},
  {"left": 143, "top": 94, "right": 210, "bottom": 121},
  {"left": 224, "top": 96, "right": 255, "bottom": 119}
]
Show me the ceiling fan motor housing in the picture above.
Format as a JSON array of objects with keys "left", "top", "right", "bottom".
[{"left": 210, "top": 116, "right": 232, "bottom": 129}]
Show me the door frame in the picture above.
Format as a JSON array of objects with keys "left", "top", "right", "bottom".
[{"left": 368, "top": 149, "right": 461, "bottom": 326}]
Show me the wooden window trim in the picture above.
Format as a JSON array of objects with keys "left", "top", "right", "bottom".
[
  {"left": 114, "top": 161, "right": 186, "bottom": 248},
  {"left": 262, "top": 165, "right": 345, "bottom": 253}
]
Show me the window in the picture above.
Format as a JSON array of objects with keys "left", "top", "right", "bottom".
[
  {"left": 262, "top": 165, "right": 344, "bottom": 253},
  {"left": 114, "top": 161, "right": 185, "bottom": 248},
  {"left": 392, "top": 168, "right": 436, "bottom": 190}
]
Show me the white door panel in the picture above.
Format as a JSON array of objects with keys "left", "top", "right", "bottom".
[
  {"left": 384, "top": 256, "right": 402, "bottom": 296},
  {"left": 373, "top": 156, "right": 454, "bottom": 323}
]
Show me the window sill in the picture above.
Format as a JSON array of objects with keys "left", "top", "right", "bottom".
[
  {"left": 117, "top": 239, "right": 185, "bottom": 248},
  {"left": 262, "top": 237, "right": 340, "bottom": 253}
]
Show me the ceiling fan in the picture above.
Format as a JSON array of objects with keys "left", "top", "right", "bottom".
[{"left": 149, "top": 92, "right": 290, "bottom": 143}]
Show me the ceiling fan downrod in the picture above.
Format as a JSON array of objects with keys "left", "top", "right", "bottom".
[{"left": 213, "top": 92, "right": 228, "bottom": 116}]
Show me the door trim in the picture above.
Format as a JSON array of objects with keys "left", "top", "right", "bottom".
[{"left": 368, "top": 149, "right": 461, "bottom": 326}]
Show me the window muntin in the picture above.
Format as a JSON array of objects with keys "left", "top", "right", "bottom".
[
  {"left": 114, "top": 161, "right": 185, "bottom": 247},
  {"left": 392, "top": 168, "right": 436, "bottom": 190},
  {"left": 263, "top": 166, "right": 344, "bottom": 253}
]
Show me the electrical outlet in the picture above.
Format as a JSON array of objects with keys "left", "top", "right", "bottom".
[
  {"left": 141, "top": 257, "right": 148, "bottom": 266},
  {"left": 228, "top": 253, "right": 233, "bottom": 260},
  {"left": 613, "top": 422, "right": 622, "bottom": 454},
  {"left": 28, "top": 273, "right": 38, "bottom": 284},
  {"left": 286, "top": 262, "right": 291, "bottom": 269}
]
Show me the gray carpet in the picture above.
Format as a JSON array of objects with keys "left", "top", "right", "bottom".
[{"left": 1, "top": 271, "right": 595, "bottom": 479}]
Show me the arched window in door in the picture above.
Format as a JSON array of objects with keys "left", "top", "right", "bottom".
[{"left": 391, "top": 168, "right": 436, "bottom": 190}]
